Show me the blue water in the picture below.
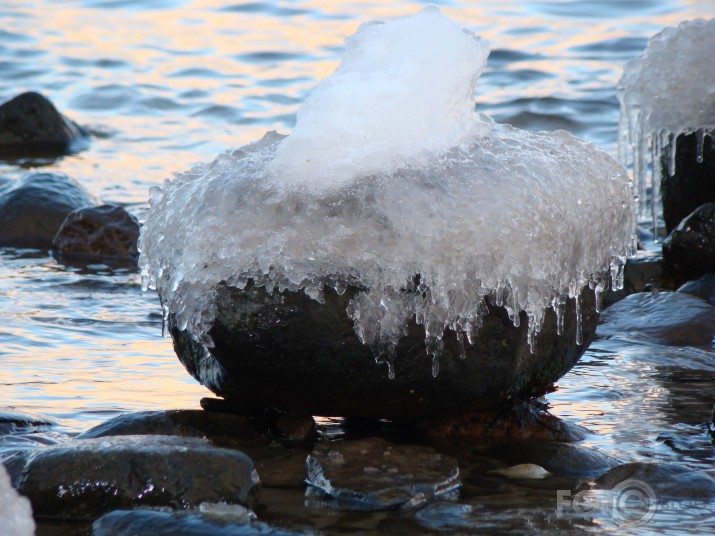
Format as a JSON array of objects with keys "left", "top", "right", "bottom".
[{"left": 1, "top": 1, "right": 715, "bottom": 534}]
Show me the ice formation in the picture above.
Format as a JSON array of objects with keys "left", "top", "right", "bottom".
[
  {"left": 618, "top": 18, "right": 715, "bottom": 229},
  {"left": 140, "top": 8, "right": 636, "bottom": 377},
  {"left": 0, "top": 463, "right": 35, "bottom": 536}
]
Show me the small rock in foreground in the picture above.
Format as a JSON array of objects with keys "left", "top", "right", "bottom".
[
  {"left": 3, "top": 435, "right": 260, "bottom": 518},
  {"left": 595, "top": 462, "right": 715, "bottom": 500}
]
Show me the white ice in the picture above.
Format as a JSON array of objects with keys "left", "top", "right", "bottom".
[
  {"left": 139, "top": 7, "right": 636, "bottom": 373},
  {"left": 618, "top": 18, "right": 715, "bottom": 226},
  {"left": 0, "top": 463, "right": 35, "bottom": 536}
]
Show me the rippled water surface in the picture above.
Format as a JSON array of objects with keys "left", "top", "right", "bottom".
[{"left": 2, "top": 1, "right": 715, "bottom": 534}]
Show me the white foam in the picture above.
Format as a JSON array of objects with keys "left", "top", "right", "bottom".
[
  {"left": 0, "top": 463, "right": 35, "bottom": 536},
  {"left": 139, "top": 8, "right": 636, "bottom": 375},
  {"left": 618, "top": 18, "right": 715, "bottom": 227}
]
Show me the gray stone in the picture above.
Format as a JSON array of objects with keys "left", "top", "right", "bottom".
[
  {"left": 52, "top": 204, "right": 140, "bottom": 266},
  {"left": 0, "top": 172, "right": 97, "bottom": 249},
  {"left": 598, "top": 291, "right": 715, "bottom": 346},
  {"left": 3, "top": 435, "right": 260, "bottom": 519},
  {"left": 492, "top": 442, "right": 620, "bottom": 479},
  {"left": 595, "top": 462, "right": 715, "bottom": 500},
  {"left": 170, "top": 281, "right": 598, "bottom": 423},
  {"left": 678, "top": 273, "right": 715, "bottom": 306},
  {"left": 663, "top": 202, "right": 715, "bottom": 282},
  {"left": 0, "top": 92, "right": 89, "bottom": 159}
]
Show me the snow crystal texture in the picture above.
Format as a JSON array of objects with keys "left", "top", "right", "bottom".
[
  {"left": 140, "top": 8, "right": 636, "bottom": 367},
  {"left": 0, "top": 463, "right": 35, "bottom": 536},
  {"left": 618, "top": 18, "right": 715, "bottom": 224}
]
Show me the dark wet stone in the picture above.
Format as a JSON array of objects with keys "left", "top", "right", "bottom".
[
  {"left": 274, "top": 414, "right": 315, "bottom": 442},
  {"left": 52, "top": 204, "right": 140, "bottom": 266},
  {"left": 77, "top": 410, "right": 262, "bottom": 446},
  {"left": 492, "top": 442, "right": 620, "bottom": 479},
  {"left": 661, "top": 131, "right": 715, "bottom": 233},
  {"left": 598, "top": 291, "right": 715, "bottom": 346},
  {"left": 0, "top": 92, "right": 89, "bottom": 159},
  {"left": 663, "top": 203, "right": 715, "bottom": 283},
  {"left": 678, "top": 273, "right": 715, "bottom": 306},
  {"left": 305, "top": 437, "right": 459, "bottom": 511},
  {"left": 77, "top": 410, "right": 308, "bottom": 488},
  {"left": 0, "top": 172, "right": 97, "bottom": 249},
  {"left": 0, "top": 411, "right": 55, "bottom": 436},
  {"left": 3, "top": 435, "right": 260, "bottom": 519},
  {"left": 595, "top": 462, "right": 715, "bottom": 500},
  {"left": 92, "top": 506, "right": 304, "bottom": 536},
  {"left": 170, "top": 282, "right": 598, "bottom": 423},
  {"left": 419, "top": 400, "right": 590, "bottom": 442}
]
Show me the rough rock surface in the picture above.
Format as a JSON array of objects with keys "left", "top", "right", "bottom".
[
  {"left": 678, "top": 273, "right": 715, "bottom": 306},
  {"left": 52, "top": 204, "right": 140, "bottom": 265},
  {"left": 0, "top": 92, "right": 89, "bottom": 158},
  {"left": 662, "top": 202, "right": 715, "bottom": 282},
  {"left": 3, "top": 435, "right": 260, "bottom": 518},
  {"left": 661, "top": 132, "right": 715, "bottom": 233},
  {"left": 0, "top": 172, "right": 97, "bottom": 249},
  {"left": 170, "top": 282, "right": 598, "bottom": 423}
]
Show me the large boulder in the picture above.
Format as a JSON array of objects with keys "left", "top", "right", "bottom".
[
  {"left": 52, "top": 204, "right": 140, "bottom": 266},
  {"left": 661, "top": 132, "right": 715, "bottom": 233},
  {"left": 0, "top": 92, "right": 89, "bottom": 159},
  {"left": 662, "top": 202, "right": 715, "bottom": 282},
  {"left": 170, "top": 281, "right": 598, "bottom": 423},
  {"left": 0, "top": 172, "right": 97, "bottom": 249}
]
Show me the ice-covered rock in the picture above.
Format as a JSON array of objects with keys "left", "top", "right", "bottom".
[
  {"left": 0, "top": 463, "right": 35, "bottom": 536},
  {"left": 617, "top": 18, "right": 715, "bottom": 227},
  {"left": 140, "top": 8, "right": 635, "bottom": 380}
]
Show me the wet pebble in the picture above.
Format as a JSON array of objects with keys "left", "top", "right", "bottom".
[
  {"left": 595, "top": 462, "right": 715, "bottom": 500},
  {"left": 678, "top": 273, "right": 715, "bottom": 306}
]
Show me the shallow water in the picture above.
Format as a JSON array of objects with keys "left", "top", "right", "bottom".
[{"left": 1, "top": 0, "right": 715, "bottom": 534}]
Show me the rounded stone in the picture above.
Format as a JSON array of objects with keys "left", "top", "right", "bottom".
[
  {"left": 662, "top": 202, "right": 715, "bottom": 282},
  {"left": 170, "top": 281, "right": 598, "bottom": 423},
  {"left": 0, "top": 92, "right": 89, "bottom": 159},
  {"left": 0, "top": 172, "right": 97, "bottom": 249},
  {"left": 52, "top": 204, "right": 140, "bottom": 265}
]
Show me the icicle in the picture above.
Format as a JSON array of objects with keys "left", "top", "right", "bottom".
[
  {"left": 650, "top": 132, "right": 661, "bottom": 240},
  {"left": 527, "top": 314, "right": 537, "bottom": 354},
  {"left": 594, "top": 279, "right": 606, "bottom": 313},
  {"left": 431, "top": 354, "right": 440, "bottom": 378},
  {"left": 695, "top": 128, "right": 705, "bottom": 164},
  {"left": 553, "top": 295, "right": 566, "bottom": 336},
  {"left": 387, "top": 360, "right": 395, "bottom": 380},
  {"left": 575, "top": 294, "right": 583, "bottom": 346},
  {"left": 457, "top": 332, "right": 467, "bottom": 359}
]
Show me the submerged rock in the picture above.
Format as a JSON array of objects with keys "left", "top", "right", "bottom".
[
  {"left": 598, "top": 291, "right": 715, "bottom": 346},
  {"left": 662, "top": 202, "right": 715, "bottom": 282},
  {"left": 52, "top": 204, "right": 140, "bottom": 267},
  {"left": 305, "top": 437, "right": 459, "bottom": 511},
  {"left": 92, "top": 506, "right": 304, "bottom": 536},
  {"left": 170, "top": 283, "right": 598, "bottom": 422},
  {"left": 678, "top": 273, "right": 715, "bottom": 306},
  {"left": 0, "top": 172, "right": 97, "bottom": 249},
  {"left": 3, "top": 435, "right": 260, "bottom": 518},
  {"left": 0, "top": 91, "right": 89, "bottom": 159},
  {"left": 595, "top": 462, "right": 715, "bottom": 500}
]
